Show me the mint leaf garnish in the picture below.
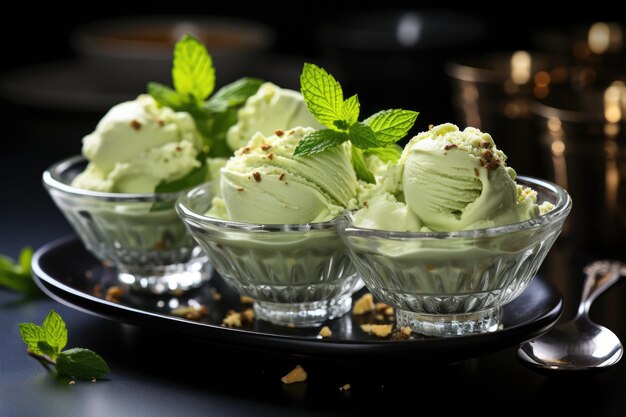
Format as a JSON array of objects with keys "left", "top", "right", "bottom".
[
  {"left": 292, "top": 130, "right": 348, "bottom": 156},
  {"left": 172, "top": 34, "right": 215, "bottom": 102},
  {"left": 364, "top": 109, "right": 419, "bottom": 144},
  {"left": 348, "top": 122, "right": 379, "bottom": 150},
  {"left": 351, "top": 147, "right": 376, "bottom": 183},
  {"left": 147, "top": 82, "right": 187, "bottom": 109},
  {"left": 364, "top": 145, "right": 403, "bottom": 163},
  {"left": 19, "top": 310, "right": 110, "bottom": 381},
  {"left": 342, "top": 94, "right": 360, "bottom": 125},
  {"left": 0, "top": 247, "right": 38, "bottom": 295},
  {"left": 42, "top": 310, "right": 68, "bottom": 355},
  {"left": 154, "top": 155, "right": 208, "bottom": 197},
  {"left": 296, "top": 62, "right": 418, "bottom": 183},
  {"left": 19, "top": 323, "right": 44, "bottom": 354},
  {"left": 57, "top": 348, "right": 110, "bottom": 380},
  {"left": 205, "top": 77, "right": 264, "bottom": 112},
  {"left": 300, "top": 63, "right": 345, "bottom": 128},
  {"left": 148, "top": 35, "right": 263, "bottom": 162}
]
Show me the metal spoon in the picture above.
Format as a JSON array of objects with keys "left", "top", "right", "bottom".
[{"left": 517, "top": 260, "right": 624, "bottom": 371}]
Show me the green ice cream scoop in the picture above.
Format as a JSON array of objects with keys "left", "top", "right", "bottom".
[
  {"left": 401, "top": 123, "right": 546, "bottom": 231},
  {"left": 72, "top": 95, "right": 203, "bottom": 194},
  {"left": 214, "top": 126, "right": 358, "bottom": 224}
]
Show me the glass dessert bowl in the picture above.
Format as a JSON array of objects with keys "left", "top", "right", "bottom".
[
  {"left": 44, "top": 155, "right": 211, "bottom": 294},
  {"left": 176, "top": 182, "right": 363, "bottom": 327},
  {"left": 338, "top": 177, "right": 571, "bottom": 337}
]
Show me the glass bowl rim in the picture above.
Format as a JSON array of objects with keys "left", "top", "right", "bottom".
[
  {"left": 176, "top": 181, "right": 340, "bottom": 232},
  {"left": 340, "top": 176, "right": 572, "bottom": 239},
  {"left": 43, "top": 155, "right": 186, "bottom": 203}
]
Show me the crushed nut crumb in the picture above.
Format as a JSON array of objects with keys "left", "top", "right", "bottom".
[
  {"left": 261, "top": 143, "right": 272, "bottom": 150},
  {"left": 236, "top": 187, "right": 244, "bottom": 192},
  {"left": 279, "top": 173, "right": 285, "bottom": 181},
  {"left": 240, "top": 295, "right": 254, "bottom": 304},
  {"left": 391, "top": 326, "right": 413, "bottom": 340},
  {"left": 281, "top": 365, "right": 307, "bottom": 384},
  {"left": 222, "top": 312, "right": 242, "bottom": 328},
  {"left": 352, "top": 293, "right": 375, "bottom": 315},
  {"left": 274, "top": 130, "right": 284, "bottom": 137},
  {"left": 375, "top": 302, "right": 390, "bottom": 313},
  {"left": 130, "top": 119, "right": 142, "bottom": 130},
  {"left": 253, "top": 172, "right": 261, "bottom": 182},
  {"left": 384, "top": 307, "right": 394, "bottom": 316},
  {"left": 157, "top": 119, "right": 165, "bottom": 127},
  {"left": 242, "top": 147, "right": 251, "bottom": 154},
  {"left": 474, "top": 168, "right": 480, "bottom": 177},
  {"left": 375, "top": 314, "right": 385, "bottom": 321},
  {"left": 171, "top": 305, "right": 209, "bottom": 321},
  {"left": 444, "top": 143, "right": 458, "bottom": 151},
  {"left": 268, "top": 152, "right": 274, "bottom": 160},
  {"left": 105, "top": 286, "right": 125, "bottom": 303},
  {"left": 318, "top": 326, "right": 332, "bottom": 338},
  {"left": 360, "top": 323, "right": 393, "bottom": 338}
]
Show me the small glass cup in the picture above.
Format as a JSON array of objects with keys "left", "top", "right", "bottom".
[
  {"left": 43, "top": 155, "right": 211, "bottom": 294},
  {"left": 176, "top": 182, "right": 363, "bottom": 327},
  {"left": 338, "top": 177, "right": 571, "bottom": 337}
]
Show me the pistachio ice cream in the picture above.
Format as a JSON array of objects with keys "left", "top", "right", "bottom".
[
  {"left": 354, "top": 123, "right": 554, "bottom": 232},
  {"left": 72, "top": 94, "right": 203, "bottom": 193},
  {"left": 226, "top": 82, "right": 323, "bottom": 152},
  {"left": 211, "top": 126, "right": 358, "bottom": 224}
]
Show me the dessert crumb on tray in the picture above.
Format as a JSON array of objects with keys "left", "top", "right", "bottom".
[{"left": 281, "top": 365, "right": 308, "bottom": 384}]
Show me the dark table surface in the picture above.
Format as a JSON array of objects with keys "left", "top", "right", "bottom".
[{"left": 2, "top": 100, "right": 626, "bottom": 417}]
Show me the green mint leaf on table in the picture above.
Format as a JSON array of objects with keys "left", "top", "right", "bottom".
[
  {"left": 364, "top": 109, "right": 419, "bottom": 144},
  {"left": 351, "top": 147, "right": 376, "bottom": 184},
  {"left": 0, "top": 247, "right": 39, "bottom": 295},
  {"left": 19, "top": 310, "right": 110, "bottom": 381},
  {"left": 148, "top": 35, "right": 263, "bottom": 162},
  {"left": 19, "top": 323, "right": 44, "bottom": 355},
  {"left": 57, "top": 348, "right": 110, "bottom": 380},
  {"left": 296, "top": 62, "right": 418, "bottom": 183},
  {"left": 300, "top": 63, "right": 345, "bottom": 129},
  {"left": 37, "top": 341, "right": 58, "bottom": 359},
  {"left": 364, "top": 145, "right": 403, "bottom": 163},
  {"left": 292, "top": 129, "right": 348, "bottom": 156},
  {"left": 42, "top": 309, "right": 68, "bottom": 354},
  {"left": 172, "top": 34, "right": 215, "bottom": 102}
]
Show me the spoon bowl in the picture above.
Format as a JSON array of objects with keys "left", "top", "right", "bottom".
[{"left": 518, "top": 260, "right": 624, "bottom": 371}]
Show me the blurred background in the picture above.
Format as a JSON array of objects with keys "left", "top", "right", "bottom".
[{"left": 2, "top": 2, "right": 626, "bottom": 268}]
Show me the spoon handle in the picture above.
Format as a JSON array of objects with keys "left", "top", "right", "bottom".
[{"left": 578, "top": 260, "right": 624, "bottom": 316}]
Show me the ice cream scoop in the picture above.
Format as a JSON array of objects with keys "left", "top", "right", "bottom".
[
  {"left": 72, "top": 94, "right": 203, "bottom": 193},
  {"left": 226, "top": 82, "right": 323, "bottom": 152},
  {"left": 355, "top": 123, "right": 553, "bottom": 232},
  {"left": 213, "top": 126, "right": 358, "bottom": 224}
]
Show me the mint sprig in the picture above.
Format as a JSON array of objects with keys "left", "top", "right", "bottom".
[
  {"left": 0, "top": 247, "right": 39, "bottom": 295},
  {"left": 19, "top": 310, "right": 110, "bottom": 380},
  {"left": 148, "top": 34, "right": 263, "bottom": 164},
  {"left": 294, "top": 63, "right": 418, "bottom": 183}
]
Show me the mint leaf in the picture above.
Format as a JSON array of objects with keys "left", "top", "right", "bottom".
[
  {"left": 57, "top": 348, "right": 110, "bottom": 380},
  {"left": 364, "top": 109, "right": 419, "bottom": 144},
  {"left": 147, "top": 82, "right": 187, "bottom": 110},
  {"left": 0, "top": 247, "right": 38, "bottom": 295},
  {"left": 37, "top": 341, "right": 58, "bottom": 359},
  {"left": 18, "top": 247, "right": 32, "bottom": 273},
  {"left": 201, "top": 108, "right": 239, "bottom": 157},
  {"left": 349, "top": 122, "right": 380, "bottom": 150},
  {"left": 351, "top": 147, "right": 376, "bottom": 184},
  {"left": 42, "top": 310, "right": 67, "bottom": 355},
  {"left": 300, "top": 63, "right": 344, "bottom": 129},
  {"left": 293, "top": 129, "right": 348, "bottom": 156},
  {"left": 364, "top": 145, "right": 403, "bottom": 163},
  {"left": 205, "top": 77, "right": 263, "bottom": 112},
  {"left": 172, "top": 34, "right": 215, "bottom": 101},
  {"left": 19, "top": 323, "right": 44, "bottom": 354},
  {"left": 342, "top": 94, "right": 360, "bottom": 125}
]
